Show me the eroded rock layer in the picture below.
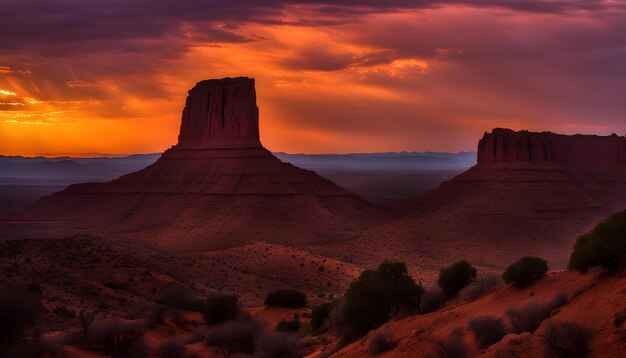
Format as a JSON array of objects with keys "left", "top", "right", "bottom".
[{"left": 478, "top": 128, "right": 626, "bottom": 165}]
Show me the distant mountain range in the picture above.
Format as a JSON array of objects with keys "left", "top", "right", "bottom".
[
  {"left": 274, "top": 151, "right": 476, "bottom": 170},
  {"left": 0, "top": 152, "right": 477, "bottom": 186}
]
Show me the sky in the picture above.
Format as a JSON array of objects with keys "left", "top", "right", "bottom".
[{"left": 1, "top": 0, "right": 625, "bottom": 156}]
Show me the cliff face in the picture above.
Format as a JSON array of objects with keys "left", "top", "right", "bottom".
[
  {"left": 177, "top": 77, "right": 260, "bottom": 148},
  {"left": 477, "top": 128, "right": 626, "bottom": 165}
]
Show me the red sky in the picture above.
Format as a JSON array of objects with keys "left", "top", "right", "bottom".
[{"left": 1, "top": 1, "right": 625, "bottom": 156}]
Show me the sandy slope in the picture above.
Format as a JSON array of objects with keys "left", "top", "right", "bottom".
[{"left": 329, "top": 270, "right": 626, "bottom": 357}]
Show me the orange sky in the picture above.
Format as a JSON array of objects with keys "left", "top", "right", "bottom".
[{"left": 1, "top": 2, "right": 625, "bottom": 156}]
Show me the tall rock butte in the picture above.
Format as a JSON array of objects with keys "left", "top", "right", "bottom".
[
  {"left": 477, "top": 128, "right": 626, "bottom": 165},
  {"left": 21, "top": 77, "right": 386, "bottom": 250},
  {"left": 335, "top": 128, "right": 626, "bottom": 277},
  {"left": 177, "top": 77, "right": 261, "bottom": 149}
]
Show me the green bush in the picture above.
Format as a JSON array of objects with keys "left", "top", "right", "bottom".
[
  {"left": 502, "top": 256, "right": 548, "bottom": 288},
  {"left": 568, "top": 210, "right": 626, "bottom": 273},
  {"left": 203, "top": 294, "right": 240, "bottom": 326},
  {"left": 340, "top": 261, "right": 424, "bottom": 338},
  {"left": 437, "top": 260, "right": 477, "bottom": 298},
  {"left": 264, "top": 289, "right": 307, "bottom": 308},
  {"left": 310, "top": 302, "right": 334, "bottom": 333}
]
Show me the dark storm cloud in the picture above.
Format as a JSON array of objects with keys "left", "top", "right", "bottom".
[
  {"left": 1, "top": 0, "right": 625, "bottom": 155},
  {"left": 0, "top": 1, "right": 613, "bottom": 53}
]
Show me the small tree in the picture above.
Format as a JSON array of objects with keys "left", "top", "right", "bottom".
[
  {"left": 340, "top": 261, "right": 424, "bottom": 338},
  {"left": 78, "top": 310, "right": 97, "bottom": 338},
  {"left": 203, "top": 294, "right": 240, "bottom": 326},
  {"left": 502, "top": 256, "right": 548, "bottom": 288},
  {"left": 264, "top": 289, "right": 307, "bottom": 308},
  {"left": 569, "top": 209, "right": 626, "bottom": 273},
  {"left": 540, "top": 319, "right": 591, "bottom": 358},
  {"left": 437, "top": 260, "right": 477, "bottom": 299}
]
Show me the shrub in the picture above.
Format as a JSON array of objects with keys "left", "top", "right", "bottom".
[
  {"left": 540, "top": 319, "right": 591, "bottom": 358},
  {"left": 203, "top": 294, "right": 240, "bottom": 326},
  {"left": 432, "top": 329, "right": 469, "bottom": 358},
  {"left": 459, "top": 275, "right": 500, "bottom": 301},
  {"left": 340, "top": 261, "right": 424, "bottom": 338},
  {"left": 507, "top": 293, "right": 568, "bottom": 334},
  {"left": 0, "top": 287, "right": 41, "bottom": 348},
  {"left": 310, "top": 302, "right": 333, "bottom": 333},
  {"left": 502, "top": 256, "right": 548, "bottom": 288},
  {"left": 506, "top": 301, "right": 550, "bottom": 334},
  {"left": 468, "top": 316, "right": 506, "bottom": 349},
  {"left": 275, "top": 318, "right": 300, "bottom": 333},
  {"left": 265, "top": 289, "right": 307, "bottom": 308},
  {"left": 85, "top": 318, "right": 149, "bottom": 357},
  {"left": 569, "top": 209, "right": 626, "bottom": 273},
  {"left": 420, "top": 286, "right": 445, "bottom": 313},
  {"left": 437, "top": 260, "right": 477, "bottom": 298},
  {"left": 368, "top": 331, "right": 397, "bottom": 355},
  {"left": 206, "top": 319, "right": 259, "bottom": 356}
]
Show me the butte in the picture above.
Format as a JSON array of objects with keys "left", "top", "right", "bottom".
[
  {"left": 21, "top": 77, "right": 385, "bottom": 250},
  {"left": 309, "top": 128, "right": 626, "bottom": 278}
]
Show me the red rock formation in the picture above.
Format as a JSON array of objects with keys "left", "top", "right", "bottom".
[
  {"left": 177, "top": 77, "right": 261, "bottom": 149},
  {"left": 322, "top": 128, "right": 626, "bottom": 277},
  {"left": 478, "top": 128, "right": 626, "bottom": 165},
  {"left": 17, "top": 77, "right": 386, "bottom": 250}
]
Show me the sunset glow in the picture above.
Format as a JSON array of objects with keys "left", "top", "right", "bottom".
[{"left": 1, "top": 1, "right": 625, "bottom": 156}]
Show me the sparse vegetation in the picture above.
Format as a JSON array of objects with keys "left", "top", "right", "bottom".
[
  {"left": 540, "top": 319, "right": 592, "bottom": 358},
  {"left": 206, "top": 320, "right": 260, "bottom": 357},
  {"left": 206, "top": 318, "right": 300, "bottom": 357},
  {"left": 368, "top": 331, "right": 397, "bottom": 355},
  {"left": 203, "top": 294, "right": 240, "bottom": 326},
  {"left": 340, "top": 261, "right": 424, "bottom": 338},
  {"left": 569, "top": 209, "right": 626, "bottom": 273},
  {"left": 275, "top": 317, "right": 300, "bottom": 332},
  {"left": 310, "top": 302, "right": 334, "bottom": 334},
  {"left": 84, "top": 318, "right": 148, "bottom": 357},
  {"left": 420, "top": 286, "right": 445, "bottom": 313},
  {"left": 264, "top": 289, "right": 307, "bottom": 308},
  {"left": 502, "top": 256, "right": 548, "bottom": 288},
  {"left": 78, "top": 310, "right": 97, "bottom": 337},
  {"left": 459, "top": 275, "right": 500, "bottom": 301},
  {"left": 467, "top": 316, "right": 506, "bottom": 349},
  {"left": 437, "top": 260, "right": 477, "bottom": 299},
  {"left": 432, "top": 329, "right": 469, "bottom": 358},
  {"left": 506, "top": 293, "right": 567, "bottom": 334}
]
